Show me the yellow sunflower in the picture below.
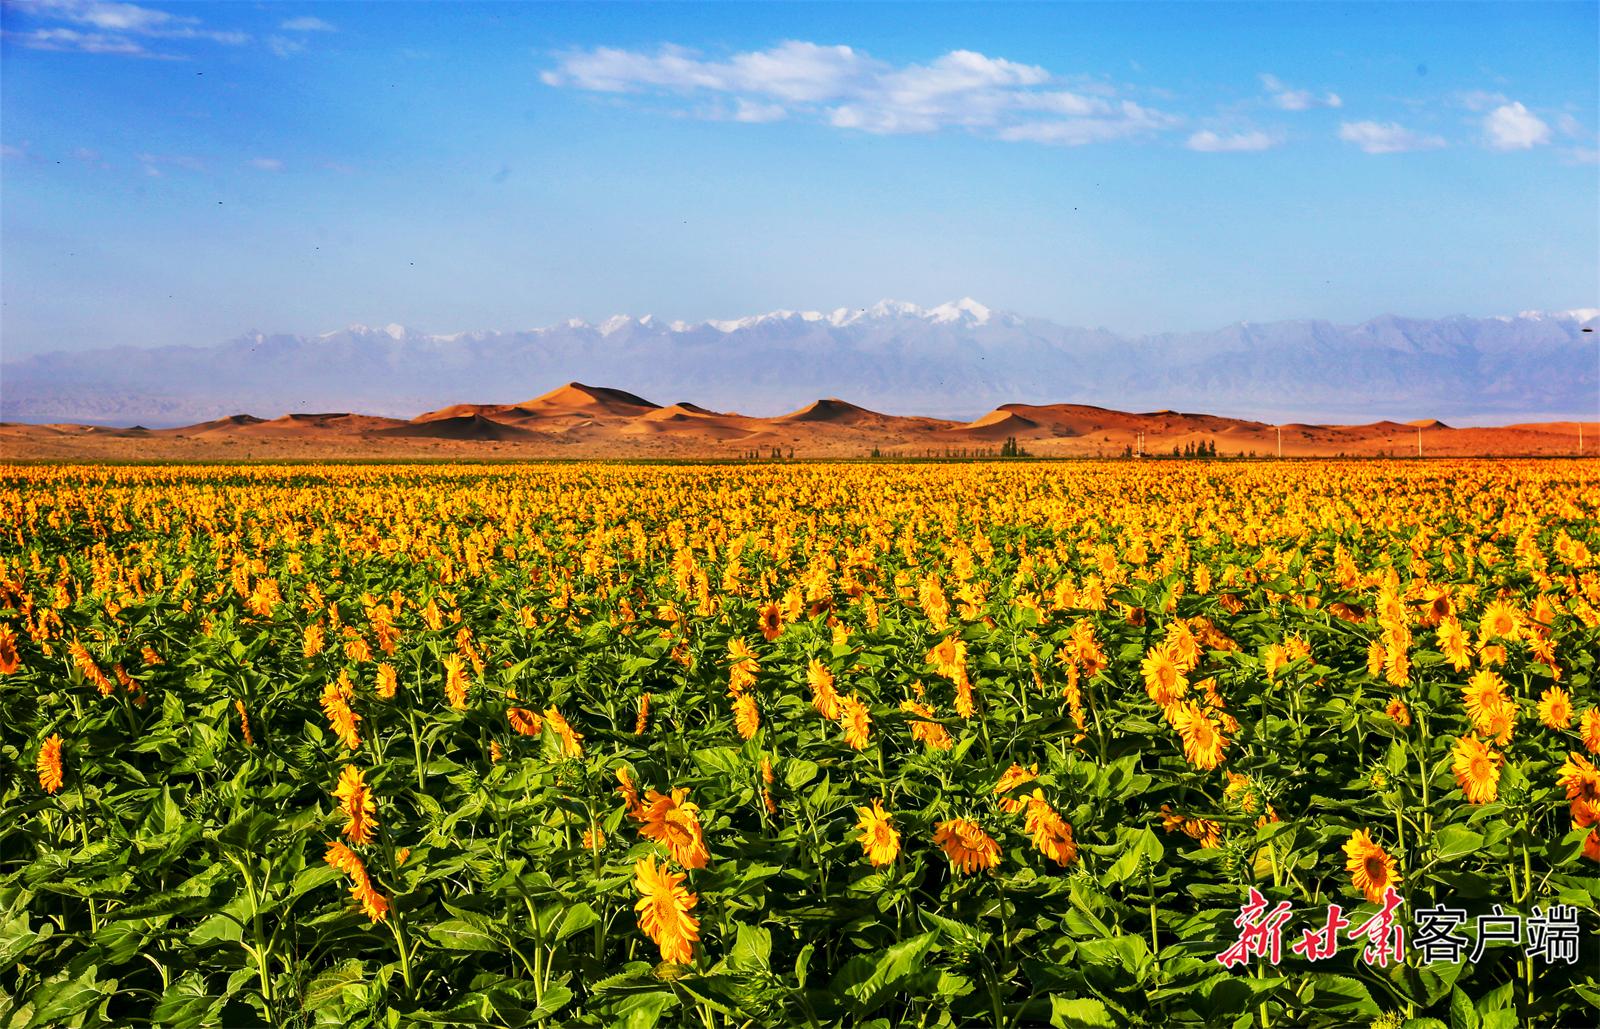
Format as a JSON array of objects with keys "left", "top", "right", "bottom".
[
  {"left": 1342, "top": 829, "right": 1402, "bottom": 905},
  {"left": 1451, "top": 735, "right": 1503, "bottom": 804},
  {"left": 1537, "top": 686, "right": 1573, "bottom": 729},
  {"left": 633, "top": 856, "right": 700, "bottom": 965},
  {"left": 1172, "top": 701, "right": 1228, "bottom": 770},
  {"left": 855, "top": 800, "right": 900, "bottom": 866}
]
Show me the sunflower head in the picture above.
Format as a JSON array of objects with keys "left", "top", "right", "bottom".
[
  {"left": 1342, "top": 828, "right": 1401, "bottom": 905},
  {"left": 855, "top": 800, "right": 900, "bottom": 866},
  {"left": 1451, "top": 734, "right": 1503, "bottom": 804}
]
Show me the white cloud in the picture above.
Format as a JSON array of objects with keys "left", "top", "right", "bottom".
[
  {"left": 68, "top": 147, "right": 112, "bottom": 169},
  {"left": 1561, "top": 146, "right": 1598, "bottom": 166},
  {"left": 1185, "top": 130, "right": 1276, "bottom": 152},
  {"left": 11, "top": 26, "right": 163, "bottom": 56},
  {"left": 1338, "top": 120, "right": 1446, "bottom": 154},
  {"left": 1457, "top": 90, "right": 1508, "bottom": 112},
  {"left": 733, "top": 99, "right": 788, "bottom": 123},
  {"left": 280, "top": 16, "right": 336, "bottom": 32},
  {"left": 249, "top": 157, "right": 284, "bottom": 171},
  {"left": 1483, "top": 102, "right": 1550, "bottom": 150},
  {"left": 1259, "top": 73, "right": 1341, "bottom": 111},
  {"left": 134, "top": 152, "right": 205, "bottom": 175},
  {"left": 41, "top": 0, "right": 193, "bottom": 32},
  {"left": 1555, "top": 113, "right": 1591, "bottom": 139},
  {"left": 543, "top": 41, "right": 1178, "bottom": 144},
  {"left": 14, "top": 1, "right": 248, "bottom": 56},
  {"left": 267, "top": 35, "right": 305, "bottom": 57}
]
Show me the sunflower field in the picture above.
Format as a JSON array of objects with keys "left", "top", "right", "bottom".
[{"left": 3, "top": 459, "right": 1599, "bottom": 1029}]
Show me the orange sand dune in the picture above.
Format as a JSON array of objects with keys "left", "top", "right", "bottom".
[
  {"left": 4, "top": 384, "right": 1597, "bottom": 460},
  {"left": 1504, "top": 421, "right": 1599, "bottom": 437},
  {"left": 940, "top": 410, "right": 1042, "bottom": 440},
  {"left": 149, "top": 414, "right": 267, "bottom": 436},
  {"left": 774, "top": 399, "right": 889, "bottom": 425},
  {"left": 370, "top": 414, "right": 546, "bottom": 441},
  {"left": 513, "top": 382, "right": 659, "bottom": 417},
  {"left": 411, "top": 403, "right": 534, "bottom": 424},
  {"left": 229, "top": 413, "right": 408, "bottom": 436}
]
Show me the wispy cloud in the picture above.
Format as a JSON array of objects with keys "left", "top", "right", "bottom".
[
  {"left": 1482, "top": 102, "right": 1550, "bottom": 150},
  {"left": 70, "top": 147, "right": 113, "bottom": 169},
  {"left": 249, "top": 157, "right": 285, "bottom": 171},
  {"left": 266, "top": 35, "right": 305, "bottom": 58},
  {"left": 1185, "top": 130, "right": 1277, "bottom": 152},
  {"left": 1259, "top": 74, "right": 1341, "bottom": 111},
  {"left": 280, "top": 16, "right": 336, "bottom": 32},
  {"left": 1338, "top": 121, "right": 1446, "bottom": 154},
  {"left": 543, "top": 41, "right": 1180, "bottom": 144},
  {"left": 10, "top": 1, "right": 249, "bottom": 58},
  {"left": 1555, "top": 113, "right": 1591, "bottom": 139},
  {"left": 135, "top": 152, "right": 205, "bottom": 176},
  {"left": 1561, "top": 147, "right": 1598, "bottom": 166},
  {"left": 1457, "top": 90, "right": 1509, "bottom": 113}
]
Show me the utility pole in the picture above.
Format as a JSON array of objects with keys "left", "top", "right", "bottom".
[
  {"left": 1277, "top": 426, "right": 1282, "bottom": 459},
  {"left": 1417, "top": 426, "right": 1422, "bottom": 458}
]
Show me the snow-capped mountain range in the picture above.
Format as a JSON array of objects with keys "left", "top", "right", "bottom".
[{"left": 4, "top": 300, "right": 1596, "bottom": 427}]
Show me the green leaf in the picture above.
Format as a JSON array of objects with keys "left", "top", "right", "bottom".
[
  {"left": 1449, "top": 986, "right": 1481, "bottom": 1029},
  {"left": 1050, "top": 995, "right": 1115, "bottom": 1029},
  {"left": 829, "top": 931, "right": 938, "bottom": 1017},
  {"left": 303, "top": 962, "right": 367, "bottom": 1013},
  {"left": 727, "top": 923, "right": 772, "bottom": 972},
  {"left": 25, "top": 965, "right": 114, "bottom": 1029},
  {"left": 794, "top": 942, "right": 814, "bottom": 989},
  {"left": 691, "top": 747, "right": 743, "bottom": 778},
  {"left": 290, "top": 864, "right": 345, "bottom": 899},
  {"left": 216, "top": 809, "right": 277, "bottom": 851},
  {"left": 528, "top": 985, "right": 573, "bottom": 1022},
  {"left": 1434, "top": 826, "right": 1485, "bottom": 861},
  {"left": 149, "top": 973, "right": 229, "bottom": 1028},
  {"left": 427, "top": 919, "right": 503, "bottom": 952},
  {"left": 1302, "top": 974, "right": 1380, "bottom": 1017},
  {"left": 0, "top": 915, "right": 46, "bottom": 969},
  {"left": 555, "top": 903, "right": 599, "bottom": 943},
  {"left": 783, "top": 759, "right": 819, "bottom": 790},
  {"left": 607, "top": 992, "right": 678, "bottom": 1028},
  {"left": 106, "top": 882, "right": 222, "bottom": 922},
  {"left": 186, "top": 913, "right": 243, "bottom": 945},
  {"left": 919, "top": 909, "right": 990, "bottom": 949},
  {"left": 1473, "top": 979, "right": 1514, "bottom": 1015}
]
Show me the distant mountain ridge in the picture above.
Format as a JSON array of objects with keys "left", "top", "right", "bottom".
[{"left": 3, "top": 300, "right": 1596, "bottom": 427}]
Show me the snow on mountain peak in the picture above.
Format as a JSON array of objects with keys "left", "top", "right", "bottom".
[
  {"left": 927, "top": 298, "right": 992, "bottom": 325},
  {"left": 1518, "top": 308, "right": 1600, "bottom": 323},
  {"left": 598, "top": 315, "right": 633, "bottom": 336}
]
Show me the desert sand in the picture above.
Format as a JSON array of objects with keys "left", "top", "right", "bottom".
[{"left": 1, "top": 383, "right": 1594, "bottom": 461}]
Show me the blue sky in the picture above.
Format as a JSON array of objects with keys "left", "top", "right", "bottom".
[{"left": 2, "top": 0, "right": 1595, "bottom": 355}]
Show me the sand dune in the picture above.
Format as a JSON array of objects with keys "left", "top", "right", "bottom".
[
  {"left": 942, "top": 411, "right": 1043, "bottom": 439},
  {"left": 371, "top": 414, "right": 546, "bottom": 441},
  {"left": 775, "top": 399, "right": 886, "bottom": 424},
  {"left": 516, "top": 383, "right": 659, "bottom": 417},
  {"left": 3, "top": 383, "right": 1595, "bottom": 460}
]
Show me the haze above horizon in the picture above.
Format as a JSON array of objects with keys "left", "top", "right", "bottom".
[{"left": 2, "top": 0, "right": 1596, "bottom": 358}]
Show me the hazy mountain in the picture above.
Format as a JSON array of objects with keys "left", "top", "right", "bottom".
[{"left": 4, "top": 300, "right": 1596, "bottom": 427}]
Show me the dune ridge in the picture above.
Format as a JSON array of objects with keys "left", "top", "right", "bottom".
[{"left": 2, "top": 382, "right": 1595, "bottom": 460}]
